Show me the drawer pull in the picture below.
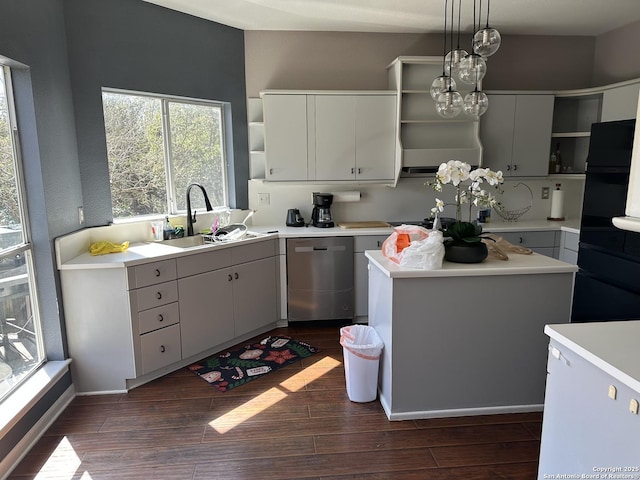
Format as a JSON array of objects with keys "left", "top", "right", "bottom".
[
  {"left": 158, "top": 314, "right": 164, "bottom": 322},
  {"left": 228, "top": 274, "right": 233, "bottom": 282},
  {"left": 160, "top": 345, "right": 166, "bottom": 353},
  {"left": 155, "top": 269, "right": 161, "bottom": 277},
  {"left": 234, "top": 272, "right": 239, "bottom": 280},
  {"left": 377, "top": 241, "right": 382, "bottom": 248},
  {"left": 519, "top": 237, "right": 523, "bottom": 244},
  {"left": 156, "top": 292, "right": 162, "bottom": 300}
]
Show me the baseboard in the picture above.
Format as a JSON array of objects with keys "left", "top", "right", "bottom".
[
  {"left": 385, "top": 403, "right": 544, "bottom": 421},
  {"left": 0, "top": 383, "right": 75, "bottom": 480}
]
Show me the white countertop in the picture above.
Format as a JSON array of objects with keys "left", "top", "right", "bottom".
[
  {"left": 545, "top": 321, "right": 640, "bottom": 394},
  {"left": 252, "top": 218, "right": 581, "bottom": 238},
  {"left": 365, "top": 249, "right": 578, "bottom": 278}
]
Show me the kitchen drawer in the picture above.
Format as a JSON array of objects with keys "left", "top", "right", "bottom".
[
  {"left": 497, "top": 231, "right": 558, "bottom": 248},
  {"left": 128, "top": 259, "right": 177, "bottom": 289},
  {"left": 232, "top": 239, "right": 277, "bottom": 264},
  {"left": 177, "top": 247, "right": 232, "bottom": 278},
  {"left": 140, "top": 323, "right": 181, "bottom": 375},
  {"left": 354, "top": 235, "right": 389, "bottom": 252},
  {"left": 131, "top": 280, "right": 179, "bottom": 312},
  {"left": 138, "top": 302, "right": 179, "bottom": 335},
  {"left": 563, "top": 231, "right": 579, "bottom": 252}
]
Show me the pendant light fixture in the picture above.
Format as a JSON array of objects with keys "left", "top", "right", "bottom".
[
  {"left": 463, "top": 0, "right": 489, "bottom": 118},
  {"left": 431, "top": 0, "right": 500, "bottom": 118},
  {"left": 444, "top": 0, "right": 467, "bottom": 79},
  {"left": 473, "top": 0, "right": 501, "bottom": 57},
  {"left": 435, "top": 0, "right": 462, "bottom": 118},
  {"left": 430, "top": 0, "right": 456, "bottom": 100}
]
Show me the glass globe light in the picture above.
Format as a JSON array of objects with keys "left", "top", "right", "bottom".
[
  {"left": 473, "top": 27, "right": 501, "bottom": 57},
  {"left": 444, "top": 48, "right": 468, "bottom": 77},
  {"left": 430, "top": 75, "right": 457, "bottom": 100},
  {"left": 463, "top": 90, "right": 489, "bottom": 118},
  {"left": 436, "top": 89, "right": 463, "bottom": 118},
  {"left": 458, "top": 53, "right": 487, "bottom": 85}
]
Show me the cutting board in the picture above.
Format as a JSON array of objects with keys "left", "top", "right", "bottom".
[{"left": 337, "top": 221, "right": 391, "bottom": 229}]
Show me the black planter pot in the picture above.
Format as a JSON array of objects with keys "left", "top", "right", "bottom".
[{"left": 444, "top": 242, "right": 488, "bottom": 264}]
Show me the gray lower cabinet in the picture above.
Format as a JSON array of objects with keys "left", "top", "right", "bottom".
[
  {"left": 354, "top": 235, "right": 388, "bottom": 320},
  {"left": 490, "top": 230, "right": 560, "bottom": 258},
  {"left": 62, "top": 238, "right": 278, "bottom": 394},
  {"left": 559, "top": 230, "right": 579, "bottom": 265},
  {"left": 538, "top": 337, "right": 640, "bottom": 477}
]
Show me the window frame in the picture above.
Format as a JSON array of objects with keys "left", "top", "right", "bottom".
[
  {"left": 102, "top": 87, "right": 229, "bottom": 220},
  {"left": 0, "top": 64, "right": 46, "bottom": 402}
]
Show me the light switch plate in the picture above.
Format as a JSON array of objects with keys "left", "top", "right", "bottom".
[
  {"left": 258, "top": 193, "right": 270, "bottom": 206},
  {"left": 542, "top": 187, "right": 550, "bottom": 199}
]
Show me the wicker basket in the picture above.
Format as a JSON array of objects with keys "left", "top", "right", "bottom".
[{"left": 493, "top": 183, "right": 533, "bottom": 222}]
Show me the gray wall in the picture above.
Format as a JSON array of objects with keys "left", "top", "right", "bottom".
[
  {"left": 245, "top": 31, "right": 597, "bottom": 96},
  {"left": 593, "top": 20, "right": 640, "bottom": 86},
  {"left": 0, "top": 0, "right": 77, "bottom": 464},
  {"left": 63, "top": 0, "right": 249, "bottom": 226}
]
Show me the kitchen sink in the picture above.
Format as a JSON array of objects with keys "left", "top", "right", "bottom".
[{"left": 160, "top": 231, "right": 267, "bottom": 249}]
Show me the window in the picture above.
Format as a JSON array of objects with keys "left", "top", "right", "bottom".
[
  {"left": 102, "top": 89, "right": 228, "bottom": 219},
  {"left": 0, "top": 66, "right": 45, "bottom": 402}
]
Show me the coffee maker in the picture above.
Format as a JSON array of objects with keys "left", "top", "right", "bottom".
[{"left": 311, "top": 192, "right": 334, "bottom": 228}]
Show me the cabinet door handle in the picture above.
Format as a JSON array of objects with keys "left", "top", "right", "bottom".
[
  {"left": 377, "top": 241, "right": 382, "bottom": 247},
  {"left": 160, "top": 345, "right": 166, "bottom": 353},
  {"left": 506, "top": 165, "right": 511, "bottom": 171},
  {"left": 228, "top": 274, "right": 233, "bottom": 281},
  {"left": 156, "top": 292, "right": 162, "bottom": 300},
  {"left": 158, "top": 314, "right": 164, "bottom": 322},
  {"left": 351, "top": 167, "right": 355, "bottom": 174},
  {"left": 519, "top": 237, "right": 524, "bottom": 244},
  {"left": 234, "top": 272, "right": 239, "bottom": 280},
  {"left": 269, "top": 168, "right": 273, "bottom": 175},
  {"left": 155, "top": 269, "right": 161, "bottom": 277},
  {"left": 357, "top": 168, "right": 362, "bottom": 174},
  {"left": 513, "top": 164, "right": 518, "bottom": 171}
]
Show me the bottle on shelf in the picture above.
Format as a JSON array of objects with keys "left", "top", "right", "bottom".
[
  {"left": 554, "top": 143, "right": 562, "bottom": 174},
  {"left": 548, "top": 149, "right": 557, "bottom": 174}
]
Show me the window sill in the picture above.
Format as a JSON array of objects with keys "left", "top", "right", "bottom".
[{"left": 0, "top": 359, "right": 72, "bottom": 437}]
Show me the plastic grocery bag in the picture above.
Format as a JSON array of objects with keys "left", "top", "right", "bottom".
[
  {"left": 339, "top": 325, "right": 383, "bottom": 360},
  {"left": 399, "top": 229, "right": 445, "bottom": 270},
  {"left": 381, "top": 225, "right": 430, "bottom": 264}
]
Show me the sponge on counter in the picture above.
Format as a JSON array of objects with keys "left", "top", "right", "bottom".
[{"left": 89, "top": 241, "right": 130, "bottom": 256}]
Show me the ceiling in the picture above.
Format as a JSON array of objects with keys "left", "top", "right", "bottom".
[{"left": 143, "top": 0, "right": 640, "bottom": 36}]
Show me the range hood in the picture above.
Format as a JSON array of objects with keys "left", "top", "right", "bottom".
[
  {"left": 400, "top": 147, "right": 482, "bottom": 176},
  {"left": 612, "top": 99, "right": 640, "bottom": 232}
]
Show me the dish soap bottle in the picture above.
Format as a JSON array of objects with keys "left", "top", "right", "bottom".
[{"left": 163, "top": 216, "right": 174, "bottom": 240}]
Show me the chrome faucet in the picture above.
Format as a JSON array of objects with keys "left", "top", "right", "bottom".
[{"left": 186, "top": 183, "right": 213, "bottom": 236}]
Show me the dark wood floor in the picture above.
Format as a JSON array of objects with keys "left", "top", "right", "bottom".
[{"left": 9, "top": 324, "right": 542, "bottom": 479}]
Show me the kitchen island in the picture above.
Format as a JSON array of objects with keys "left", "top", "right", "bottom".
[{"left": 365, "top": 250, "right": 578, "bottom": 420}]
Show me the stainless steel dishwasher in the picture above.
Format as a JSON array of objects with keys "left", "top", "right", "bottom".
[{"left": 286, "top": 237, "right": 354, "bottom": 322}]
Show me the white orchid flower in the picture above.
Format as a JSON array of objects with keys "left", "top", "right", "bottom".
[
  {"left": 485, "top": 169, "right": 504, "bottom": 186},
  {"left": 434, "top": 198, "right": 445, "bottom": 212}
]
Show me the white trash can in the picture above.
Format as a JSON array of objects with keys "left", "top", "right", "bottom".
[{"left": 339, "top": 325, "right": 384, "bottom": 403}]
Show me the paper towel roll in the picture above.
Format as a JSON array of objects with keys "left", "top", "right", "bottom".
[
  {"left": 549, "top": 188, "right": 565, "bottom": 220},
  {"left": 331, "top": 191, "right": 361, "bottom": 202}
]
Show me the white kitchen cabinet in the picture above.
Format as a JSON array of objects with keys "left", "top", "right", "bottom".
[
  {"left": 550, "top": 93, "right": 602, "bottom": 174},
  {"left": 481, "top": 94, "right": 554, "bottom": 177},
  {"left": 315, "top": 95, "right": 396, "bottom": 181},
  {"left": 262, "top": 91, "right": 396, "bottom": 183},
  {"left": 601, "top": 80, "right": 640, "bottom": 122},
  {"left": 387, "top": 57, "right": 481, "bottom": 171},
  {"left": 354, "top": 235, "right": 389, "bottom": 321},
  {"left": 262, "top": 93, "right": 309, "bottom": 181},
  {"left": 233, "top": 256, "right": 278, "bottom": 337},
  {"left": 538, "top": 324, "right": 640, "bottom": 478}
]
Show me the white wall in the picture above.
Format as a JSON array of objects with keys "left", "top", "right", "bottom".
[{"left": 248, "top": 177, "right": 584, "bottom": 227}]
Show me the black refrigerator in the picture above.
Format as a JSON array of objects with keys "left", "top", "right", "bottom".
[{"left": 571, "top": 118, "right": 640, "bottom": 322}]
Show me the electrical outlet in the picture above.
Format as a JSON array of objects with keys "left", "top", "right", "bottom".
[
  {"left": 258, "top": 193, "right": 270, "bottom": 206},
  {"left": 78, "top": 206, "right": 85, "bottom": 225},
  {"left": 541, "top": 187, "right": 550, "bottom": 199}
]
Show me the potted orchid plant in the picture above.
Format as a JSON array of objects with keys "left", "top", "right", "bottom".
[{"left": 428, "top": 160, "right": 504, "bottom": 262}]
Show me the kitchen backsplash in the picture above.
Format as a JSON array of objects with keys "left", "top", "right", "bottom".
[{"left": 248, "top": 177, "right": 585, "bottom": 226}]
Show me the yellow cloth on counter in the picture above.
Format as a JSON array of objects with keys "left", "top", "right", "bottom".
[{"left": 89, "top": 241, "right": 130, "bottom": 256}]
